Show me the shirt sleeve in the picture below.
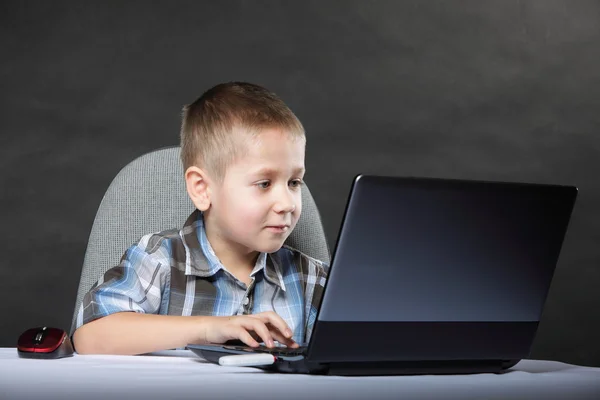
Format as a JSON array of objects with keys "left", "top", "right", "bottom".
[
  {"left": 72, "top": 236, "right": 170, "bottom": 332},
  {"left": 302, "top": 256, "right": 328, "bottom": 344}
]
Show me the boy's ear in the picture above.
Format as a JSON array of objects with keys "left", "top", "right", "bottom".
[{"left": 185, "top": 166, "right": 212, "bottom": 211}]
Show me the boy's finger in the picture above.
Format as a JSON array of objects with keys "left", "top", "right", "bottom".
[
  {"left": 256, "top": 312, "right": 293, "bottom": 339},
  {"left": 237, "top": 328, "right": 260, "bottom": 348},
  {"left": 269, "top": 330, "right": 299, "bottom": 348},
  {"left": 243, "top": 319, "right": 274, "bottom": 348}
]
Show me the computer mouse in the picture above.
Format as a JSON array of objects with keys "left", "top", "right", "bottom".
[{"left": 17, "top": 326, "right": 74, "bottom": 359}]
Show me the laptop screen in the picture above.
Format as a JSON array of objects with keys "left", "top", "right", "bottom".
[{"left": 318, "top": 175, "right": 577, "bottom": 323}]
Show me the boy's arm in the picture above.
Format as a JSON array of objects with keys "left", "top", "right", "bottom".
[
  {"left": 72, "top": 239, "right": 296, "bottom": 355},
  {"left": 73, "top": 311, "right": 296, "bottom": 355},
  {"left": 73, "top": 312, "right": 202, "bottom": 355},
  {"left": 71, "top": 240, "right": 171, "bottom": 353},
  {"left": 73, "top": 236, "right": 297, "bottom": 355}
]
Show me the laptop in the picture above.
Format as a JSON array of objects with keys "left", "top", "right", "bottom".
[{"left": 188, "top": 174, "right": 578, "bottom": 375}]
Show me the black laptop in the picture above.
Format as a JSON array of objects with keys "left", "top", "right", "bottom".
[{"left": 188, "top": 174, "right": 578, "bottom": 375}]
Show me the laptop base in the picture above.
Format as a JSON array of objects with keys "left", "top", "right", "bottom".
[
  {"left": 189, "top": 344, "right": 518, "bottom": 375},
  {"left": 325, "top": 359, "right": 520, "bottom": 376}
]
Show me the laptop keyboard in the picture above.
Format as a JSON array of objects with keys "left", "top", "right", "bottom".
[
  {"left": 223, "top": 341, "right": 306, "bottom": 357},
  {"left": 253, "top": 345, "right": 306, "bottom": 357}
]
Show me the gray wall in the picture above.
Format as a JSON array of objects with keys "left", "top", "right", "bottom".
[{"left": 1, "top": 0, "right": 599, "bottom": 367}]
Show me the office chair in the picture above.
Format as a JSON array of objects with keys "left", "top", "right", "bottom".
[{"left": 70, "top": 146, "right": 330, "bottom": 332}]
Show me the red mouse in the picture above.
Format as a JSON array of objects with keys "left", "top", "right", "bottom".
[{"left": 17, "top": 326, "right": 74, "bottom": 359}]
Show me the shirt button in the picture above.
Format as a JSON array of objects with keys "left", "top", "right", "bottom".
[{"left": 243, "top": 297, "right": 249, "bottom": 306}]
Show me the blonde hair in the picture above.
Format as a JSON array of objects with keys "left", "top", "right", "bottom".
[{"left": 180, "top": 82, "right": 305, "bottom": 182}]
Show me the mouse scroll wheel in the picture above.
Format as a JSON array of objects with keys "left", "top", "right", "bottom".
[{"left": 34, "top": 327, "right": 47, "bottom": 344}]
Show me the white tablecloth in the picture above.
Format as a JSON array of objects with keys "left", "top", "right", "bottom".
[{"left": 1, "top": 348, "right": 599, "bottom": 400}]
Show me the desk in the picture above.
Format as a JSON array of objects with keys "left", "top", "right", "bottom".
[{"left": 1, "top": 348, "right": 599, "bottom": 400}]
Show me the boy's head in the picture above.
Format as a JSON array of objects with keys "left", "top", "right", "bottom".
[
  {"left": 180, "top": 82, "right": 305, "bottom": 183},
  {"left": 181, "top": 82, "right": 307, "bottom": 255}
]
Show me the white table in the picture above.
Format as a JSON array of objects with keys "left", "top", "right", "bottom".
[{"left": 1, "top": 348, "right": 599, "bottom": 400}]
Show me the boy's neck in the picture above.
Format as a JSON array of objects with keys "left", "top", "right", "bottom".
[
  {"left": 215, "top": 250, "right": 259, "bottom": 287},
  {"left": 203, "top": 220, "right": 260, "bottom": 285},
  {"left": 218, "top": 250, "right": 259, "bottom": 273}
]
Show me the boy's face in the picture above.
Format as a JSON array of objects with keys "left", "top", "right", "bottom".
[{"left": 205, "top": 127, "right": 305, "bottom": 256}]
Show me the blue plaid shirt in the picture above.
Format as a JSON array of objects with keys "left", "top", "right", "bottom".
[{"left": 73, "top": 210, "right": 328, "bottom": 345}]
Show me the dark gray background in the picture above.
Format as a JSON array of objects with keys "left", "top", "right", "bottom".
[{"left": 1, "top": 0, "right": 599, "bottom": 367}]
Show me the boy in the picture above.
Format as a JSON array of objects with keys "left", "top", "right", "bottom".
[{"left": 72, "top": 82, "right": 328, "bottom": 355}]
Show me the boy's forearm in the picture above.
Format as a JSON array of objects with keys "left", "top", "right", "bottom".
[{"left": 72, "top": 312, "right": 209, "bottom": 355}]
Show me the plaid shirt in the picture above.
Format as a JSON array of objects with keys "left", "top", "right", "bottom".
[{"left": 73, "top": 210, "right": 328, "bottom": 345}]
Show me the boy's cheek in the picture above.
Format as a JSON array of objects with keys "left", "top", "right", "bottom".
[{"left": 235, "top": 205, "right": 264, "bottom": 228}]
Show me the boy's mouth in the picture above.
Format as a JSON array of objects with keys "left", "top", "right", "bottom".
[{"left": 265, "top": 225, "right": 290, "bottom": 233}]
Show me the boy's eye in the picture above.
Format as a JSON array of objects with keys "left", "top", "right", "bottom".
[
  {"left": 256, "top": 180, "right": 303, "bottom": 189},
  {"left": 289, "top": 179, "right": 303, "bottom": 188},
  {"left": 257, "top": 181, "right": 271, "bottom": 189}
]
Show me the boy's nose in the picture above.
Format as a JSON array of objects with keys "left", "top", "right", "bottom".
[
  {"left": 274, "top": 200, "right": 296, "bottom": 214},
  {"left": 273, "top": 189, "right": 297, "bottom": 214}
]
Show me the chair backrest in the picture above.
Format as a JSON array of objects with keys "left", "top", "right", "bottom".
[{"left": 70, "top": 146, "right": 330, "bottom": 331}]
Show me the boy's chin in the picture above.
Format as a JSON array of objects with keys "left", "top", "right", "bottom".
[{"left": 254, "top": 240, "right": 287, "bottom": 254}]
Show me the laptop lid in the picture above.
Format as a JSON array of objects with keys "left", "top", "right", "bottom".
[{"left": 307, "top": 175, "right": 577, "bottom": 364}]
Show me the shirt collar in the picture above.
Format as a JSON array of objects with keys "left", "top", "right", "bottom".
[
  {"left": 264, "top": 252, "right": 287, "bottom": 291},
  {"left": 180, "top": 210, "right": 287, "bottom": 290}
]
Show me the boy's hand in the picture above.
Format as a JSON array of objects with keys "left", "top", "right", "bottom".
[{"left": 202, "top": 311, "right": 299, "bottom": 348}]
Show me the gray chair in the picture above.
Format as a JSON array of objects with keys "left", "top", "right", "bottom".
[{"left": 70, "top": 146, "right": 330, "bottom": 332}]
